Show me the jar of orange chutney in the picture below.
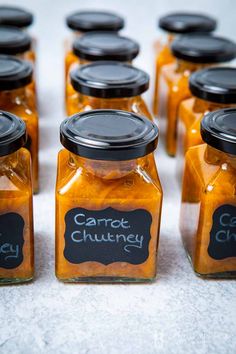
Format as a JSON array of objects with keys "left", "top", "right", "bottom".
[
  {"left": 67, "top": 61, "right": 152, "bottom": 119},
  {"left": 158, "top": 34, "right": 236, "bottom": 156},
  {"left": 0, "top": 55, "right": 39, "bottom": 193},
  {"left": 65, "top": 10, "right": 124, "bottom": 78},
  {"left": 153, "top": 12, "right": 216, "bottom": 116},
  {"left": 177, "top": 67, "right": 236, "bottom": 185},
  {"left": 0, "top": 27, "right": 37, "bottom": 105},
  {"left": 65, "top": 32, "right": 139, "bottom": 106},
  {"left": 56, "top": 110, "right": 163, "bottom": 282},
  {"left": 0, "top": 111, "right": 34, "bottom": 284},
  {"left": 180, "top": 108, "right": 236, "bottom": 278}
]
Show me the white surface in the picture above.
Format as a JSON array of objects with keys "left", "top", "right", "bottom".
[{"left": 0, "top": 1, "right": 236, "bottom": 353}]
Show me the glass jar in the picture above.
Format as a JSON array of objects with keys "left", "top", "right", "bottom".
[
  {"left": 158, "top": 34, "right": 236, "bottom": 156},
  {"left": 65, "top": 11, "right": 124, "bottom": 78},
  {"left": 56, "top": 110, "right": 163, "bottom": 283},
  {"left": 65, "top": 32, "right": 139, "bottom": 104},
  {"left": 0, "top": 55, "right": 39, "bottom": 193},
  {"left": 180, "top": 108, "right": 236, "bottom": 277},
  {"left": 153, "top": 12, "right": 216, "bottom": 116},
  {"left": 0, "top": 26, "right": 37, "bottom": 105},
  {"left": 67, "top": 61, "right": 152, "bottom": 120},
  {"left": 0, "top": 111, "right": 34, "bottom": 284},
  {"left": 177, "top": 67, "right": 236, "bottom": 185}
]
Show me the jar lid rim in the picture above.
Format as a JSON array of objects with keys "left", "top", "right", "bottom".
[
  {"left": 60, "top": 109, "right": 158, "bottom": 160},
  {"left": 201, "top": 108, "right": 236, "bottom": 155}
]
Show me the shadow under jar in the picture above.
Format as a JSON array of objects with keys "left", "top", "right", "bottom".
[
  {"left": 56, "top": 110, "right": 163, "bottom": 283},
  {"left": 64, "top": 10, "right": 125, "bottom": 79},
  {"left": 0, "top": 55, "right": 39, "bottom": 193},
  {"left": 158, "top": 34, "right": 236, "bottom": 157},
  {"left": 65, "top": 31, "right": 140, "bottom": 106},
  {"left": 0, "top": 111, "right": 34, "bottom": 284},
  {"left": 177, "top": 67, "right": 236, "bottom": 186},
  {"left": 153, "top": 12, "right": 216, "bottom": 116},
  {"left": 67, "top": 61, "right": 152, "bottom": 120},
  {"left": 180, "top": 108, "right": 236, "bottom": 278},
  {"left": 0, "top": 26, "right": 37, "bottom": 106}
]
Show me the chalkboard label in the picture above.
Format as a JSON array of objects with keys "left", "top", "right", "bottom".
[
  {"left": 64, "top": 207, "right": 152, "bottom": 265},
  {"left": 208, "top": 204, "right": 236, "bottom": 260},
  {"left": 0, "top": 213, "right": 24, "bottom": 269}
]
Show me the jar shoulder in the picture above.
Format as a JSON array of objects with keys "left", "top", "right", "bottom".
[
  {"left": 185, "top": 145, "right": 236, "bottom": 196},
  {"left": 0, "top": 148, "right": 32, "bottom": 194},
  {"left": 56, "top": 150, "right": 162, "bottom": 200}
]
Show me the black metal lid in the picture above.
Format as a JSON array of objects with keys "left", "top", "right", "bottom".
[
  {"left": 70, "top": 61, "right": 149, "bottom": 98},
  {"left": 0, "top": 26, "right": 31, "bottom": 55},
  {"left": 190, "top": 67, "right": 236, "bottom": 104},
  {"left": 171, "top": 35, "right": 236, "bottom": 63},
  {"left": 73, "top": 32, "right": 139, "bottom": 62},
  {"left": 201, "top": 108, "right": 236, "bottom": 155},
  {"left": 159, "top": 12, "right": 217, "bottom": 34},
  {"left": 0, "top": 6, "right": 33, "bottom": 28},
  {"left": 0, "top": 110, "right": 26, "bottom": 156},
  {"left": 0, "top": 55, "right": 33, "bottom": 90},
  {"left": 60, "top": 109, "right": 158, "bottom": 161},
  {"left": 66, "top": 10, "right": 124, "bottom": 32}
]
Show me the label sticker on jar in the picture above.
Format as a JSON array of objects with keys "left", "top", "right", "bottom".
[
  {"left": 64, "top": 207, "right": 152, "bottom": 265},
  {"left": 0, "top": 213, "right": 24, "bottom": 269},
  {"left": 208, "top": 204, "right": 236, "bottom": 260}
]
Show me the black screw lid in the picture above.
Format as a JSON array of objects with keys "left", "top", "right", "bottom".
[
  {"left": 190, "top": 67, "right": 236, "bottom": 104},
  {"left": 70, "top": 61, "right": 149, "bottom": 98},
  {"left": 60, "top": 109, "right": 158, "bottom": 161},
  {"left": 0, "top": 26, "right": 31, "bottom": 55},
  {"left": 159, "top": 12, "right": 217, "bottom": 34},
  {"left": 73, "top": 32, "right": 139, "bottom": 62},
  {"left": 66, "top": 10, "right": 124, "bottom": 32},
  {"left": 0, "top": 55, "right": 33, "bottom": 90},
  {"left": 0, "top": 110, "right": 26, "bottom": 156},
  {"left": 171, "top": 34, "right": 236, "bottom": 63},
  {"left": 201, "top": 108, "right": 236, "bottom": 155},
  {"left": 0, "top": 6, "right": 33, "bottom": 28}
]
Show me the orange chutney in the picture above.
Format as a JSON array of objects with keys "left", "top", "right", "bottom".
[
  {"left": 65, "top": 32, "right": 139, "bottom": 107},
  {"left": 56, "top": 110, "right": 163, "bottom": 282},
  {"left": 177, "top": 67, "right": 236, "bottom": 185},
  {"left": 0, "top": 111, "right": 34, "bottom": 284},
  {"left": 67, "top": 61, "right": 152, "bottom": 120},
  {"left": 153, "top": 12, "right": 216, "bottom": 116},
  {"left": 0, "top": 56, "right": 39, "bottom": 193},
  {"left": 64, "top": 10, "right": 124, "bottom": 79},
  {"left": 158, "top": 34, "right": 236, "bottom": 156},
  {"left": 180, "top": 109, "right": 236, "bottom": 277}
]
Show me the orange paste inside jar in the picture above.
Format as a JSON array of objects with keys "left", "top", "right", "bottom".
[
  {"left": 0, "top": 111, "right": 34, "bottom": 284},
  {"left": 180, "top": 109, "right": 236, "bottom": 277},
  {"left": 56, "top": 110, "right": 163, "bottom": 282}
]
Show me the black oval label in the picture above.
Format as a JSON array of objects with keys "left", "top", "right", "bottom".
[
  {"left": 64, "top": 207, "right": 152, "bottom": 265},
  {"left": 0, "top": 212, "right": 25, "bottom": 269},
  {"left": 208, "top": 204, "right": 236, "bottom": 260}
]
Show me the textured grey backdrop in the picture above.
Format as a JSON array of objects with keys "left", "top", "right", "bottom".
[{"left": 0, "top": 1, "right": 235, "bottom": 353}]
